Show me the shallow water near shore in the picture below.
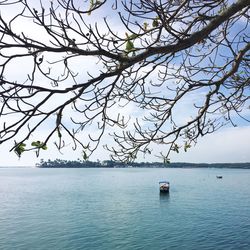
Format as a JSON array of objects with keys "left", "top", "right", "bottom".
[{"left": 0, "top": 167, "right": 250, "bottom": 250}]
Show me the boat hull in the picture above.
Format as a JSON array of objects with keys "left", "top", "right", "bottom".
[
  {"left": 160, "top": 189, "right": 169, "bottom": 193},
  {"left": 159, "top": 187, "right": 170, "bottom": 193}
]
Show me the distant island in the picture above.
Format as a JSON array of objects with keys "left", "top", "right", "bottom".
[{"left": 36, "top": 159, "right": 250, "bottom": 169}]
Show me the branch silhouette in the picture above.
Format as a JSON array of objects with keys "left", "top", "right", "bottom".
[{"left": 0, "top": 0, "right": 249, "bottom": 161}]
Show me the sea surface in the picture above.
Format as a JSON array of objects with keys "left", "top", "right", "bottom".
[{"left": 0, "top": 167, "right": 249, "bottom": 250}]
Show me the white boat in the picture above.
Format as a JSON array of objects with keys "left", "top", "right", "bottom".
[{"left": 159, "top": 181, "right": 170, "bottom": 193}]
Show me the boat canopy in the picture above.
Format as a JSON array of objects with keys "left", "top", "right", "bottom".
[{"left": 159, "top": 181, "right": 169, "bottom": 184}]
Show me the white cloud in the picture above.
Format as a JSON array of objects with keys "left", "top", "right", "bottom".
[
  {"left": 0, "top": 125, "right": 249, "bottom": 167},
  {"left": 1, "top": 1, "right": 249, "bottom": 167},
  {"left": 169, "top": 126, "right": 250, "bottom": 163}
]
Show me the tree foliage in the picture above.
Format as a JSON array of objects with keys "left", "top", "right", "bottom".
[{"left": 0, "top": 0, "right": 249, "bottom": 161}]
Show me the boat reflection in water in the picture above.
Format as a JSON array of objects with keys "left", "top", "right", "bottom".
[{"left": 159, "top": 190, "right": 170, "bottom": 201}]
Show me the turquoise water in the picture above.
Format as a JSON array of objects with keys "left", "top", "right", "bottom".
[{"left": 0, "top": 167, "right": 249, "bottom": 250}]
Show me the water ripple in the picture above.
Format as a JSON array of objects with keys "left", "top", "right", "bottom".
[{"left": 0, "top": 168, "right": 250, "bottom": 250}]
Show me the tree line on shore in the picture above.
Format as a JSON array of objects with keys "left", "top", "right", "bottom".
[{"left": 36, "top": 159, "right": 250, "bottom": 169}]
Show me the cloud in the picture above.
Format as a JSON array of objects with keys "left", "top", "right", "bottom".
[
  {"left": 169, "top": 126, "right": 250, "bottom": 163},
  {"left": 1, "top": 125, "right": 249, "bottom": 167},
  {"left": 1, "top": 1, "right": 249, "bottom": 167}
]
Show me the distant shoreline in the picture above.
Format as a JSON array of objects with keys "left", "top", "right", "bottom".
[{"left": 35, "top": 160, "right": 250, "bottom": 169}]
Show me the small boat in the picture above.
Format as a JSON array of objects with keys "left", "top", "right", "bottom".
[
  {"left": 216, "top": 175, "right": 223, "bottom": 179},
  {"left": 159, "top": 181, "right": 170, "bottom": 193}
]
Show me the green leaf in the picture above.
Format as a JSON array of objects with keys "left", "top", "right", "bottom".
[
  {"left": 31, "top": 141, "right": 47, "bottom": 150},
  {"left": 31, "top": 141, "right": 40, "bottom": 147},
  {"left": 173, "top": 144, "right": 179, "bottom": 153},
  {"left": 82, "top": 151, "right": 88, "bottom": 161},
  {"left": 143, "top": 22, "right": 149, "bottom": 31},
  {"left": 88, "top": 0, "right": 101, "bottom": 15},
  {"left": 88, "top": 0, "right": 95, "bottom": 15},
  {"left": 41, "top": 145, "right": 48, "bottom": 150},
  {"left": 152, "top": 19, "right": 159, "bottom": 27},
  {"left": 128, "top": 34, "right": 138, "bottom": 40},
  {"left": 184, "top": 142, "right": 191, "bottom": 152},
  {"left": 125, "top": 40, "right": 134, "bottom": 52},
  {"left": 14, "top": 143, "right": 26, "bottom": 157}
]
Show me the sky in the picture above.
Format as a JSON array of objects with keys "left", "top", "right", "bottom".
[
  {"left": 0, "top": 0, "right": 249, "bottom": 167},
  {"left": 1, "top": 124, "right": 250, "bottom": 167}
]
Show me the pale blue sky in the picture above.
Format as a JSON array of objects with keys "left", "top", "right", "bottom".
[
  {"left": 0, "top": 0, "right": 249, "bottom": 166},
  {"left": 1, "top": 125, "right": 249, "bottom": 167}
]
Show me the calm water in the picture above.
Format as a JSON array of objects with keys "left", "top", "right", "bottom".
[{"left": 0, "top": 167, "right": 249, "bottom": 250}]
